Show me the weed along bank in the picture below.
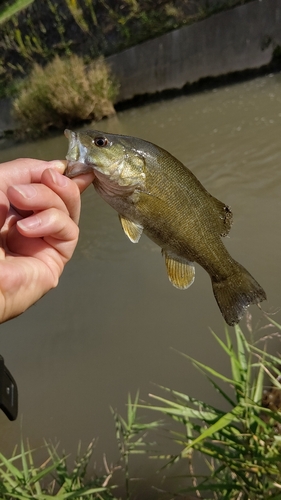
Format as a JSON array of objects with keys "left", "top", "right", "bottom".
[
  {"left": 13, "top": 55, "right": 118, "bottom": 137},
  {"left": 1, "top": 0, "right": 281, "bottom": 135}
]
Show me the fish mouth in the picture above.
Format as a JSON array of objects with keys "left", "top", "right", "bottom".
[
  {"left": 64, "top": 129, "right": 96, "bottom": 178},
  {"left": 65, "top": 160, "right": 93, "bottom": 178}
]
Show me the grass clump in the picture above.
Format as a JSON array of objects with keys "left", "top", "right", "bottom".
[
  {"left": 0, "top": 438, "right": 117, "bottom": 498},
  {"left": 1, "top": 317, "right": 281, "bottom": 498},
  {"left": 111, "top": 392, "right": 161, "bottom": 499},
  {"left": 143, "top": 316, "right": 281, "bottom": 498},
  {"left": 13, "top": 54, "right": 118, "bottom": 137}
]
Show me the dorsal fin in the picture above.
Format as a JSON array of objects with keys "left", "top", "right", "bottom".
[
  {"left": 163, "top": 251, "right": 195, "bottom": 289},
  {"left": 209, "top": 196, "right": 233, "bottom": 237},
  {"left": 119, "top": 215, "right": 143, "bottom": 243}
]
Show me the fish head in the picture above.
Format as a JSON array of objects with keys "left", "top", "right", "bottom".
[{"left": 64, "top": 129, "right": 146, "bottom": 193}]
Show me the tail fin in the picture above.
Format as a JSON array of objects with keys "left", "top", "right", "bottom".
[{"left": 212, "top": 262, "right": 266, "bottom": 326}]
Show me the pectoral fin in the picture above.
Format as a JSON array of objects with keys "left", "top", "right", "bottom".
[
  {"left": 163, "top": 251, "right": 195, "bottom": 289},
  {"left": 119, "top": 215, "right": 143, "bottom": 243}
]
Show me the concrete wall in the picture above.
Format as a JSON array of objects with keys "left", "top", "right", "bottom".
[
  {"left": 107, "top": 0, "right": 281, "bottom": 102},
  {"left": 1, "top": 0, "right": 281, "bottom": 133}
]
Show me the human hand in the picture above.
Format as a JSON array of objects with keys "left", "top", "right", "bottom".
[{"left": 0, "top": 158, "right": 95, "bottom": 323}]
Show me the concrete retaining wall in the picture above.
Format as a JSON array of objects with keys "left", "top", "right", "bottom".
[
  {"left": 1, "top": 0, "right": 281, "bottom": 133},
  {"left": 107, "top": 0, "right": 281, "bottom": 101}
]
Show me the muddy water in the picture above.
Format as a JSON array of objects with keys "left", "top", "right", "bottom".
[{"left": 0, "top": 74, "right": 281, "bottom": 496}]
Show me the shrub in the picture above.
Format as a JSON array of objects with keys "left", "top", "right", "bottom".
[{"left": 13, "top": 54, "right": 118, "bottom": 136}]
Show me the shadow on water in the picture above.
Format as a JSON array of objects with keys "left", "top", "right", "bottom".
[{"left": 0, "top": 73, "right": 281, "bottom": 496}]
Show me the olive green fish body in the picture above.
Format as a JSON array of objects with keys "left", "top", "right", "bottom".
[
  {"left": 65, "top": 129, "right": 266, "bottom": 325},
  {"left": 91, "top": 137, "right": 233, "bottom": 278}
]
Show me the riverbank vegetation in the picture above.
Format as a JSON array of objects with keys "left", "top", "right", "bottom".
[
  {"left": 13, "top": 54, "right": 118, "bottom": 136},
  {"left": 1, "top": 317, "right": 281, "bottom": 498},
  {"left": 0, "top": 439, "right": 117, "bottom": 499},
  {"left": 0, "top": 0, "right": 254, "bottom": 98},
  {"left": 0, "top": 0, "right": 33, "bottom": 25},
  {"left": 145, "top": 317, "right": 281, "bottom": 499}
]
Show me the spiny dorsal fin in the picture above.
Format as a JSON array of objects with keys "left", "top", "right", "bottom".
[
  {"left": 163, "top": 251, "right": 195, "bottom": 289},
  {"left": 209, "top": 195, "right": 233, "bottom": 237},
  {"left": 119, "top": 215, "right": 143, "bottom": 243}
]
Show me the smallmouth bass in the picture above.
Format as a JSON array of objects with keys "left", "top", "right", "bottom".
[{"left": 64, "top": 129, "right": 266, "bottom": 326}]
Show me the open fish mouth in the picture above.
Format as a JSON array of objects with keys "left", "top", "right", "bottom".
[
  {"left": 65, "top": 160, "right": 92, "bottom": 178},
  {"left": 64, "top": 129, "right": 96, "bottom": 177}
]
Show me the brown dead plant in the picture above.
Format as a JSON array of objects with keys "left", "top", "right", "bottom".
[{"left": 13, "top": 54, "right": 118, "bottom": 136}]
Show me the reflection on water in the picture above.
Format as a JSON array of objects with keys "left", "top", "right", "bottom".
[{"left": 0, "top": 73, "right": 281, "bottom": 495}]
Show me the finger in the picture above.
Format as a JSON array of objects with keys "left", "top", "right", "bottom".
[
  {"left": 1, "top": 159, "right": 67, "bottom": 194},
  {"left": 14, "top": 208, "right": 79, "bottom": 261},
  {"left": 41, "top": 169, "right": 81, "bottom": 224},
  {"left": 7, "top": 183, "right": 68, "bottom": 215},
  {"left": 69, "top": 172, "right": 96, "bottom": 194},
  {"left": 0, "top": 192, "right": 10, "bottom": 230}
]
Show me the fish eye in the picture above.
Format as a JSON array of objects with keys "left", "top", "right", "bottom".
[{"left": 94, "top": 136, "right": 108, "bottom": 147}]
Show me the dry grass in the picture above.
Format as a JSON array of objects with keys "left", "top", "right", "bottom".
[{"left": 13, "top": 54, "right": 118, "bottom": 136}]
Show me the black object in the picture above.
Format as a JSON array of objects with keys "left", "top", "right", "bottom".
[{"left": 0, "top": 356, "right": 18, "bottom": 421}]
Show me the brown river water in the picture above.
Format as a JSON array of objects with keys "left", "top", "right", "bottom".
[{"left": 0, "top": 73, "right": 281, "bottom": 496}]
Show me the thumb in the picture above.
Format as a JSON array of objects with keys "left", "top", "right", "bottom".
[{"left": 0, "top": 192, "right": 10, "bottom": 230}]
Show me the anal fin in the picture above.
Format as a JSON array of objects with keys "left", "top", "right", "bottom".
[
  {"left": 119, "top": 215, "right": 143, "bottom": 243},
  {"left": 163, "top": 251, "right": 195, "bottom": 290}
]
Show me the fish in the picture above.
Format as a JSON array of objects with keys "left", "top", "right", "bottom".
[{"left": 64, "top": 128, "right": 266, "bottom": 326}]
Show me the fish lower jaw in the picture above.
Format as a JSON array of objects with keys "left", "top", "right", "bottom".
[{"left": 65, "top": 161, "right": 95, "bottom": 178}]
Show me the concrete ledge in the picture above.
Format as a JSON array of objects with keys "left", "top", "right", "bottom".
[{"left": 107, "top": 0, "right": 281, "bottom": 102}]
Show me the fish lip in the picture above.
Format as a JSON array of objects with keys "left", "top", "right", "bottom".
[
  {"left": 64, "top": 128, "right": 98, "bottom": 178},
  {"left": 65, "top": 160, "right": 97, "bottom": 178},
  {"left": 64, "top": 129, "right": 77, "bottom": 153},
  {"left": 64, "top": 128, "right": 73, "bottom": 140}
]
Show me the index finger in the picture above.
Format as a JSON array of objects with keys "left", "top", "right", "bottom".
[
  {"left": 69, "top": 172, "right": 95, "bottom": 194},
  {"left": 0, "top": 159, "right": 67, "bottom": 194}
]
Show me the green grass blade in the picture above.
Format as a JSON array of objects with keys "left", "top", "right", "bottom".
[
  {"left": 252, "top": 361, "right": 265, "bottom": 403},
  {"left": 225, "top": 327, "right": 243, "bottom": 386},
  {"left": 0, "top": 467, "right": 21, "bottom": 490},
  {"left": 26, "top": 440, "right": 42, "bottom": 497},
  {"left": 0, "top": 0, "right": 34, "bottom": 25},
  {"left": 210, "top": 328, "right": 233, "bottom": 356},
  {"left": 154, "top": 384, "right": 216, "bottom": 409},
  {"left": 29, "top": 461, "right": 62, "bottom": 485},
  {"left": 147, "top": 394, "right": 220, "bottom": 421},
  {"left": 0, "top": 451, "right": 23, "bottom": 480},
  {"left": 264, "top": 315, "right": 281, "bottom": 331},
  {"left": 173, "top": 349, "right": 238, "bottom": 385},
  {"left": 20, "top": 439, "right": 29, "bottom": 483},
  {"left": 235, "top": 324, "right": 249, "bottom": 373},
  {"left": 142, "top": 402, "right": 219, "bottom": 422},
  {"left": 251, "top": 345, "right": 281, "bottom": 364},
  {"left": 181, "top": 405, "right": 243, "bottom": 455}
]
